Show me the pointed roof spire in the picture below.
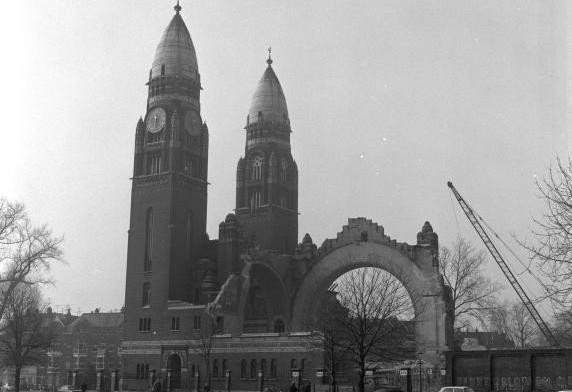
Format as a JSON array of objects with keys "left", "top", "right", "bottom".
[
  {"left": 247, "top": 49, "right": 289, "bottom": 126},
  {"left": 150, "top": 1, "right": 198, "bottom": 81},
  {"left": 267, "top": 46, "right": 273, "bottom": 66}
]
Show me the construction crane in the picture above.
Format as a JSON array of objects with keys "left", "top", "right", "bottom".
[{"left": 447, "top": 181, "right": 559, "bottom": 347}]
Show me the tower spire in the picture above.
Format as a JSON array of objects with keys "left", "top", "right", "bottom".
[
  {"left": 267, "top": 46, "right": 273, "bottom": 66},
  {"left": 174, "top": 0, "right": 181, "bottom": 14}
]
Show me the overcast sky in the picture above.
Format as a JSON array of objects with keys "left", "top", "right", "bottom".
[{"left": 1, "top": 1, "right": 570, "bottom": 315}]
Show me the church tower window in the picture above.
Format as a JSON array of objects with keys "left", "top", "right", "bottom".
[
  {"left": 280, "top": 159, "right": 288, "bottom": 182},
  {"left": 144, "top": 208, "right": 153, "bottom": 272},
  {"left": 250, "top": 191, "right": 261, "bottom": 211},
  {"left": 148, "top": 155, "right": 162, "bottom": 174},
  {"left": 186, "top": 211, "right": 192, "bottom": 260},
  {"left": 184, "top": 156, "right": 192, "bottom": 176},
  {"left": 251, "top": 156, "right": 263, "bottom": 180},
  {"left": 142, "top": 282, "right": 151, "bottom": 307}
]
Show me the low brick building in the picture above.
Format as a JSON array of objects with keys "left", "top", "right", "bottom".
[{"left": 46, "top": 311, "right": 123, "bottom": 392}]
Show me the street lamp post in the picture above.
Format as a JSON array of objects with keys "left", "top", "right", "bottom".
[
  {"left": 258, "top": 370, "right": 264, "bottom": 392},
  {"left": 417, "top": 361, "right": 423, "bottom": 392},
  {"left": 225, "top": 370, "right": 231, "bottom": 392}
]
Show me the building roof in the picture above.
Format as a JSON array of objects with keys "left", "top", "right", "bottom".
[
  {"left": 150, "top": 5, "right": 198, "bottom": 81},
  {"left": 247, "top": 56, "right": 289, "bottom": 126},
  {"left": 67, "top": 312, "right": 124, "bottom": 332}
]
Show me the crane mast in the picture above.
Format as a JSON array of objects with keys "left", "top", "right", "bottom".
[{"left": 447, "top": 181, "right": 559, "bottom": 347}]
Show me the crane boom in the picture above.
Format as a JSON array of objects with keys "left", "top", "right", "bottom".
[{"left": 447, "top": 181, "right": 559, "bottom": 347}]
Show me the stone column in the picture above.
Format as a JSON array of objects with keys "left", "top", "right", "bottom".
[{"left": 167, "top": 372, "right": 171, "bottom": 392}]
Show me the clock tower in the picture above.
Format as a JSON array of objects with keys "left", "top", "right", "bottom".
[
  {"left": 124, "top": 2, "right": 208, "bottom": 335},
  {"left": 235, "top": 52, "right": 299, "bottom": 254}
]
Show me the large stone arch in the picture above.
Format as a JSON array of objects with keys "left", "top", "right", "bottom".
[{"left": 291, "top": 219, "right": 450, "bottom": 366}]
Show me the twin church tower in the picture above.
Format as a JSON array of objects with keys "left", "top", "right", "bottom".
[{"left": 124, "top": 2, "right": 298, "bottom": 328}]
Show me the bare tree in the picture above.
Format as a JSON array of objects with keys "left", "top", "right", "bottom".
[
  {"left": 310, "top": 290, "right": 348, "bottom": 390},
  {"left": 488, "top": 301, "right": 537, "bottom": 348},
  {"left": 0, "top": 285, "right": 59, "bottom": 392},
  {"left": 439, "top": 237, "right": 502, "bottom": 328},
  {"left": 0, "top": 198, "right": 63, "bottom": 320},
  {"left": 333, "top": 268, "right": 416, "bottom": 392},
  {"left": 551, "top": 310, "right": 572, "bottom": 346},
  {"left": 519, "top": 158, "right": 572, "bottom": 308},
  {"left": 190, "top": 308, "right": 222, "bottom": 390}
]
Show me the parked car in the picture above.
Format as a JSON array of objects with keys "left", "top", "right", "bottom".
[
  {"left": 58, "top": 386, "right": 80, "bottom": 392},
  {"left": 438, "top": 387, "right": 475, "bottom": 392}
]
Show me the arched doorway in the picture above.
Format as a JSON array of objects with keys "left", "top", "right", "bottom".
[
  {"left": 241, "top": 263, "right": 289, "bottom": 333},
  {"left": 167, "top": 354, "right": 182, "bottom": 390}
]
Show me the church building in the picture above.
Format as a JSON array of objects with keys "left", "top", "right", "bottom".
[
  {"left": 120, "top": 4, "right": 318, "bottom": 392},
  {"left": 120, "top": 3, "right": 449, "bottom": 392}
]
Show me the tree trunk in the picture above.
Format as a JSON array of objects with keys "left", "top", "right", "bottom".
[
  {"left": 14, "top": 365, "right": 21, "bottom": 392},
  {"left": 358, "top": 363, "right": 365, "bottom": 392}
]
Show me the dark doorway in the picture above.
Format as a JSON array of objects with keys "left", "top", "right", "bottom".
[{"left": 167, "top": 354, "right": 182, "bottom": 389}]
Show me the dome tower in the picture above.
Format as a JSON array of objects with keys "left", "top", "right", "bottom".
[
  {"left": 125, "top": 2, "right": 209, "bottom": 329},
  {"left": 236, "top": 51, "right": 299, "bottom": 254}
]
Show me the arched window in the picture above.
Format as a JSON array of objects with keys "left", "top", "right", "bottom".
[
  {"left": 142, "top": 282, "right": 151, "bottom": 306},
  {"left": 191, "top": 364, "right": 196, "bottom": 378},
  {"left": 184, "top": 156, "right": 192, "bottom": 176},
  {"left": 260, "top": 359, "right": 266, "bottom": 376},
  {"left": 274, "top": 319, "right": 285, "bottom": 333},
  {"left": 250, "top": 191, "right": 261, "bottom": 210},
  {"left": 144, "top": 208, "right": 153, "bottom": 271},
  {"left": 301, "top": 359, "right": 306, "bottom": 370},
  {"left": 186, "top": 211, "right": 193, "bottom": 260},
  {"left": 241, "top": 359, "right": 247, "bottom": 379},
  {"left": 251, "top": 155, "right": 264, "bottom": 180},
  {"left": 290, "top": 359, "right": 297, "bottom": 369},
  {"left": 250, "top": 359, "right": 257, "bottom": 379},
  {"left": 280, "top": 159, "right": 288, "bottom": 182},
  {"left": 270, "top": 359, "right": 277, "bottom": 378},
  {"left": 222, "top": 360, "right": 228, "bottom": 377},
  {"left": 213, "top": 359, "right": 219, "bottom": 378}
]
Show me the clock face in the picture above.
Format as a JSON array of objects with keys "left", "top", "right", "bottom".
[
  {"left": 146, "top": 107, "right": 166, "bottom": 134},
  {"left": 184, "top": 110, "right": 202, "bottom": 136}
]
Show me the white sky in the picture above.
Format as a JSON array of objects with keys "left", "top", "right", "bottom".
[{"left": 0, "top": 1, "right": 570, "bottom": 314}]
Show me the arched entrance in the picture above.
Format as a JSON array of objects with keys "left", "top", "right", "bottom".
[
  {"left": 167, "top": 354, "right": 182, "bottom": 389},
  {"left": 292, "top": 220, "right": 450, "bottom": 365},
  {"left": 241, "top": 262, "right": 290, "bottom": 333}
]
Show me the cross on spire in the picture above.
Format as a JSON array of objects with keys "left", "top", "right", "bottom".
[
  {"left": 174, "top": 0, "right": 182, "bottom": 13},
  {"left": 267, "top": 46, "right": 273, "bottom": 66}
]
